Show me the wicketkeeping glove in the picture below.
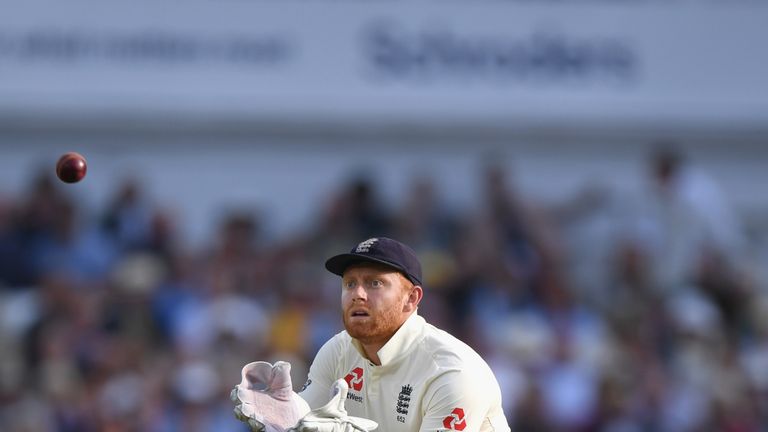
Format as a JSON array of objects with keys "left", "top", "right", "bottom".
[
  {"left": 287, "top": 378, "right": 378, "bottom": 432},
  {"left": 231, "top": 361, "right": 311, "bottom": 432}
]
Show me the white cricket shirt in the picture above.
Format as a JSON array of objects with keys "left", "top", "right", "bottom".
[{"left": 299, "top": 313, "right": 510, "bottom": 432}]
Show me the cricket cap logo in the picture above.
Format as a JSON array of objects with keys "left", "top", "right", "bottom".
[
  {"left": 344, "top": 367, "right": 364, "bottom": 391},
  {"left": 443, "top": 407, "right": 467, "bottom": 431},
  {"left": 355, "top": 238, "right": 378, "bottom": 253}
]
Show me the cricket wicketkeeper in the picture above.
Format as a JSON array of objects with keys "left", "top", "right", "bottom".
[{"left": 232, "top": 237, "right": 510, "bottom": 431}]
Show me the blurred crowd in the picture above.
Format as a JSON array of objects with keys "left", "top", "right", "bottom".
[{"left": 1, "top": 146, "right": 767, "bottom": 432}]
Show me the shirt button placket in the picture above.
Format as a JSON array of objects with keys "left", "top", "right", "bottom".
[{"left": 368, "top": 366, "right": 380, "bottom": 401}]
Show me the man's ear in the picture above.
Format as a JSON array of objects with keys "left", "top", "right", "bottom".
[{"left": 404, "top": 285, "right": 423, "bottom": 313}]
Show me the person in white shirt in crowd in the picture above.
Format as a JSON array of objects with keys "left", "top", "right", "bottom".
[{"left": 232, "top": 236, "right": 510, "bottom": 432}]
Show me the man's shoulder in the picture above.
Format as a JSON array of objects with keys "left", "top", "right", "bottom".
[
  {"left": 417, "top": 323, "right": 505, "bottom": 412},
  {"left": 418, "top": 322, "right": 489, "bottom": 371},
  {"left": 318, "top": 329, "right": 354, "bottom": 352},
  {"left": 316, "top": 328, "right": 371, "bottom": 363}
]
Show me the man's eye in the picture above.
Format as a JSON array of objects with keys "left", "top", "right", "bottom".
[
  {"left": 344, "top": 281, "right": 355, "bottom": 289},
  {"left": 371, "top": 280, "right": 383, "bottom": 288}
]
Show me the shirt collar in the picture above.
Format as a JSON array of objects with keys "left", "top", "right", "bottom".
[{"left": 369, "top": 312, "right": 425, "bottom": 367}]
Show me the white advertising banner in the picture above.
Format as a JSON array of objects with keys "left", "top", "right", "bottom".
[{"left": 0, "top": 1, "right": 767, "bottom": 126}]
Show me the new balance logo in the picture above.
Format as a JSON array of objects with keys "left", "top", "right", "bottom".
[
  {"left": 443, "top": 408, "right": 466, "bottom": 431},
  {"left": 299, "top": 379, "right": 312, "bottom": 393},
  {"left": 344, "top": 367, "right": 364, "bottom": 391}
]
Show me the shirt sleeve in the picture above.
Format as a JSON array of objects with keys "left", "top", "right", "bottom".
[
  {"left": 419, "top": 369, "right": 509, "bottom": 432},
  {"left": 297, "top": 334, "right": 340, "bottom": 409}
]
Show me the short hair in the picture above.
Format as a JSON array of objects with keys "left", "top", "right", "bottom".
[{"left": 396, "top": 272, "right": 415, "bottom": 291}]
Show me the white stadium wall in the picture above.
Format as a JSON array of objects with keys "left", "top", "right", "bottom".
[
  {"left": 1, "top": 0, "right": 767, "bottom": 126},
  {"left": 0, "top": 0, "right": 766, "bottom": 245}
]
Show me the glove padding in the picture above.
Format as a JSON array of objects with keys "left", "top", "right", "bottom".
[
  {"left": 287, "top": 379, "right": 378, "bottom": 432},
  {"left": 231, "top": 361, "right": 311, "bottom": 432}
]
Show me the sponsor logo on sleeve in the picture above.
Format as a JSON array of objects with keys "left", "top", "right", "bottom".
[{"left": 442, "top": 407, "right": 467, "bottom": 431}]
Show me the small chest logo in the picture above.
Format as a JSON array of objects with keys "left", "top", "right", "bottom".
[
  {"left": 344, "top": 367, "right": 364, "bottom": 391},
  {"left": 395, "top": 384, "right": 413, "bottom": 423},
  {"left": 299, "top": 378, "right": 312, "bottom": 393},
  {"left": 443, "top": 407, "right": 467, "bottom": 431}
]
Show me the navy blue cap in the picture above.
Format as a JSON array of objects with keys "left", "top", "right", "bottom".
[{"left": 325, "top": 237, "right": 423, "bottom": 286}]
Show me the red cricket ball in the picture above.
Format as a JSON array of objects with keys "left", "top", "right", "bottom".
[{"left": 56, "top": 152, "right": 88, "bottom": 183}]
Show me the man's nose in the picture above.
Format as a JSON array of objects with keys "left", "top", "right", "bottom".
[{"left": 350, "top": 283, "right": 367, "bottom": 301}]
